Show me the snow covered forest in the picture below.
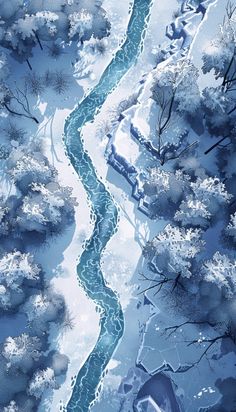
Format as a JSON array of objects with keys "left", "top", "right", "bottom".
[
  {"left": 0, "top": 0, "right": 235, "bottom": 411},
  {"left": 0, "top": 0, "right": 111, "bottom": 410}
]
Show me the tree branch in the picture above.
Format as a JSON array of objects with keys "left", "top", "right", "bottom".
[
  {"left": 3, "top": 103, "right": 39, "bottom": 124},
  {"left": 138, "top": 272, "right": 186, "bottom": 296},
  {"left": 32, "top": 29, "right": 43, "bottom": 50},
  {"left": 204, "top": 135, "right": 229, "bottom": 155},
  {"left": 166, "top": 140, "right": 198, "bottom": 162},
  {"left": 164, "top": 320, "right": 216, "bottom": 338}
]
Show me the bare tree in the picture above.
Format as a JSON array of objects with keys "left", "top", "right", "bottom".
[
  {"left": 182, "top": 327, "right": 235, "bottom": 371},
  {"left": 162, "top": 320, "right": 235, "bottom": 372},
  {"left": 52, "top": 71, "right": 70, "bottom": 95},
  {"left": 1, "top": 83, "right": 39, "bottom": 124},
  {"left": 138, "top": 271, "right": 186, "bottom": 296},
  {"left": 3, "top": 121, "right": 27, "bottom": 142},
  {"left": 61, "top": 309, "right": 75, "bottom": 335},
  {"left": 26, "top": 72, "right": 45, "bottom": 96}
]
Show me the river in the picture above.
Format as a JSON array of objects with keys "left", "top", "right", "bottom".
[{"left": 63, "top": 0, "right": 153, "bottom": 410}]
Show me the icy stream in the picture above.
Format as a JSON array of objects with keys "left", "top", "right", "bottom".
[{"left": 63, "top": 0, "right": 153, "bottom": 411}]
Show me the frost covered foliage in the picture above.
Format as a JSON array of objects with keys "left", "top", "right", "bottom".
[
  {"left": 143, "top": 224, "right": 204, "bottom": 278},
  {"left": 0, "top": 251, "right": 41, "bottom": 311},
  {"left": 0, "top": 201, "right": 9, "bottom": 236},
  {"left": 174, "top": 196, "right": 211, "bottom": 228},
  {"left": 201, "top": 252, "right": 236, "bottom": 300},
  {"left": 2, "top": 334, "right": 42, "bottom": 372},
  {"left": 202, "top": 2, "right": 236, "bottom": 79},
  {"left": 0, "top": 142, "right": 72, "bottom": 406},
  {"left": 0, "top": 52, "right": 9, "bottom": 81},
  {"left": 18, "top": 182, "right": 76, "bottom": 234},
  {"left": 175, "top": 177, "right": 232, "bottom": 227},
  {"left": 143, "top": 168, "right": 190, "bottom": 218},
  {"left": 3, "top": 401, "right": 19, "bottom": 412},
  {"left": 225, "top": 212, "right": 236, "bottom": 243},
  {"left": 68, "top": 10, "right": 93, "bottom": 39},
  {"left": 143, "top": 170, "right": 232, "bottom": 225},
  {"left": 0, "top": 335, "right": 69, "bottom": 409},
  {"left": 197, "top": 252, "right": 236, "bottom": 328},
  {"left": 8, "top": 148, "right": 55, "bottom": 191},
  {"left": 0, "top": 0, "right": 110, "bottom": 64},
  {"left": 0, "top": 292, "right": 68, "bottom": 408},
  {"left": 150, "top": 58, "right": 200, "bottom": 164},
  {"left": 28, "top": 367, "right": 57, "bottom": 399},
  {"left": 23, "top": 291, "right": 65, "bottom": 333},
  {"left": 2, "top": 144, "right": 77, "bottom": 239},
  {"left": 190, "top": 178, "right": 232, "bottom": 213},
  {"left": 153, "top": 59, "right": 200, "bottom": 115},
  {"left": 139, "top": 2, "right": 236, "bottom": 391},
  {"left": 201, "top": 3, "right": 236, "bottom": 137}
]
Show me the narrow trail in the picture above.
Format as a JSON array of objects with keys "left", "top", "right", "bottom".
[{"left": 63, "top": 1, "right": 153, "bottom": 410}]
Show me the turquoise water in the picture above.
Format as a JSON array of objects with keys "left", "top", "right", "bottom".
[{"left": 64, "top": 0, "right": 153, "bottom": 410}]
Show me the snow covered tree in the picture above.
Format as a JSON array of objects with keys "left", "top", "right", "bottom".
[
  {"left": 202, "top": 2, "right": 236, "bottom": 80},
  {"left": 17, "top": 181, "right": 77, "bottom": 235},
  {"left": 3, "top": 143, "right": 77, "bottom": 242},
  {"left": 68, "top": 10, "right": 93, "bottom": 40},
  {"left": 2, "top": 333, "right": 42, "bottom": 372},
  {"left": 23, "top": 291, "right": 65, "bottom": 333},
  {"left": 0, "top": 52, "right": 9, "bottom": 81},
  {"left": 0, "top": 251, "right": 41, "bottom": 310},
  {"left": 151, "top": 58, "right": 200, "bottom": 164},
  {"left": 190, "top": 177, "right": 232, "bottom": 215},
  {"left": 225, "top": 212, "right": 236, "bottom": 244},
  {"left": 0, "top": 0, "right": 111, "bottom": 69},
  {"left": 8, "top": 147, "right": 55, "bottom": 191},
  {"left": 200, "top": 252, "right": 236, "bottom": 300},
  {"left": 0, "top": 201, "right": 9, "bottom": 236},
  {"left": 28, "top": 367, "right": 57, "bottom": 399},
  {"left": 174, "top": 177, "right": 232, "bottom": 228},
  {"left": 174, "top": 195, "right": 211, "bottom": 228},
  {"left": 202, "top": 3, "right": 236, "bottom": 147},
  {"left": 143, "top": 224, "right": 204, "bottom": 278},
  {"left": 63, "top": 0, "right": 111, "bottom": 41},
  {"left": 143, "top": 167, "right": 190, "bottom": 218},
  {"left": 3, "top": 401, "right": 19, "bottom": 412},
  {"left": 202, "top": 85, "right": 236, "bottom": 137},
  {"left": 0, "top": 251, "right": 40, "bottom": 290}
]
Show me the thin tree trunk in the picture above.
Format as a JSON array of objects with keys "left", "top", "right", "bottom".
[
  {"left": 33, "top": 30, "right": 43, "bottom": 50},
  {"left": 26, "top": 59, "right": 32, "bottom": 71},
  {"left": 228, "top": 104, "right": 236, "bottom": 115},
  {"left": 222, "top": 53, "right": 235, "bottom": 88},
  {"left": 204, "top": 136, "right": 228, "bottom": 155}
]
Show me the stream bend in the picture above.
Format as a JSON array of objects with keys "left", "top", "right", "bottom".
[{"left": 64, "top": 1, "right": 153, "bottom": 410}]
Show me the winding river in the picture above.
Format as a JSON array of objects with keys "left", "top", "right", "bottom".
[{"left": 64, "top": 0, "right": 153, "bottom": 410}]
